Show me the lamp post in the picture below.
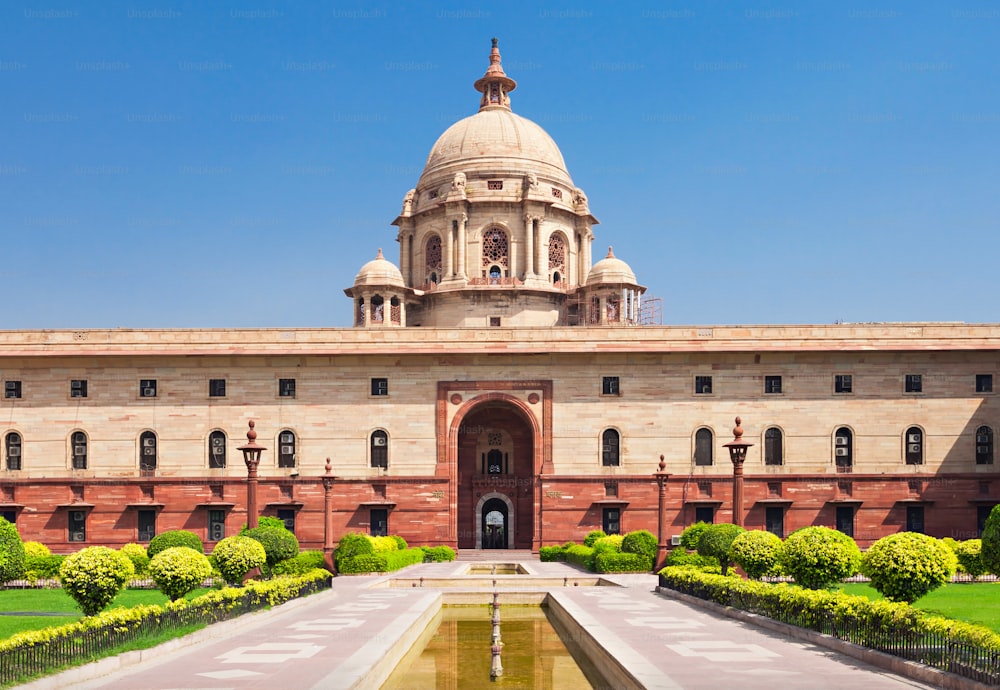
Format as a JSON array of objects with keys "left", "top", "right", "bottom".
[
  {"left": 723, "top": 417, "right": 752, "bottom": 527},
  {"left": 654, "top": 454, "right": 670, "bottom": 569},
  {"left": 238, "top": 420, "right": 266, "bottom": 530},
  {"left": 322, "top": 457, "right": 337, "bottom": 572}
]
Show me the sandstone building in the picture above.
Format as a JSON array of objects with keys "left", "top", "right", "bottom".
[{"left": 1, "top": 41, "right": 997, "bottom": 553}]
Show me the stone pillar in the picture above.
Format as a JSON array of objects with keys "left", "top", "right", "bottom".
[
  {"left": 322, "top": 458, "right": 336, "bottom": 573},
  {"left": 655, "top": 456, "right": 669, "bottom": 570},
  {"left": 524, "top": 215, "right": 535, "bottom": 277},
  {"left": 457, "top": 214, "right": 467, "bottom": 280},
  {"left": 445, "top": 223, "right": 454, "bottom": 279}
]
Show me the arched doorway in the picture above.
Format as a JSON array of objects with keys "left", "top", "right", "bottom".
[
  {"left": 481, "top": 497, "right": 509, "bottom": 549},
  {"left": 455, "top": 400, "right": 535, "bottom": 549}
]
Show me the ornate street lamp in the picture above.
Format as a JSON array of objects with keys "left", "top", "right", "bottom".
[
  {"left": 723, "top": 417, "right": 752, "bottom": 527},
  {"left": 238, "top": 420, "right": 266, "bottom": 530},
  {"left": 322, "top": 457, "right": 337, "bottom": 572},
  {"left": 654, "top": 454, "right": 670, "bottom": 569}
]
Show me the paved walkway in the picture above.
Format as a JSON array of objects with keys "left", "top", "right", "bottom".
[{"left": 26, "top": 559, "right": 940, "bottom": 690}]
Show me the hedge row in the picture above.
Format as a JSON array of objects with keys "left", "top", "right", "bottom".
[
  {"left": 594, "top": 552, "right": 653, "bottom": 573},
  {"left": 337, "top": 547, "right": 425, "bottom": 574}
]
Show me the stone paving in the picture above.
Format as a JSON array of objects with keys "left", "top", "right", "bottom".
[{"left": 25, "top": 558, "right": 942, "bottom": 690}]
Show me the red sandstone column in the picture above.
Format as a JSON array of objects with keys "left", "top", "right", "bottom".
[
  {"left": 655, "top": 455, "right": 670, "bottom": 570},
  {"left": 322, "top": 458, "right": 337, "bottom": 573}
]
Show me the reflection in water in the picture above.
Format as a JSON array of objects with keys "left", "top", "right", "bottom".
[{"left": 382, "top": 606, "right": 606, "bottom": 689}]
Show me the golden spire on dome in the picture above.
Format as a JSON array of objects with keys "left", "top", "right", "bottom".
[{"left": 473, "top": 37, "right": 517, "bottom": 111}]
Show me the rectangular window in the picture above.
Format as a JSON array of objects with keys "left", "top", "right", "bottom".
[
  {"left": 905, "top": 374, "right": 922, "bottom": 393},
  {"left": 487, "top": 180, "right": 503, "bottom": 190},
  {"left": 137, "top": 510, "right": 156, "bottom": 542},
  {"left": 835, "top": 506, "right": 855, "bottom": 538},
  {"left": 208, "top": 510, "right": 225, "bottom": 542},
  {"left": 139, "top": 379, "right": 157, "bottom": 398},
  {"left": 764, "top": 376, "right": 782, "bottom": 394},
  {"left": 602, "top": 508, "right": 621, "bottom": 535},
  {"left": 906, "top": 505, "right": 925, "bottom": 533},
  {"left": 694, "top": 376, "right": 712, "bottom": 395},
  {"left": 489, "top": 316, "right": 501, "bottom": 327},
  {"left": 68, "top": 510, "right": 86, "bottom": 542},
  {"left": 276, "top": 508, "right": 296, "bottom": 534},
  {"left": 371, "top": 377, "right": 388, "bottom": 396},
  {"left": 279, "top": 378, "right": 296, "bottom": 398},
  {"left": 4, "top": 381, "right": 21, "bottom": 399},
  {"left": 765, "top": 506, "right": 784, "bottom": 538},
  {"left": 209, "top": 379, "right": 226, "bottom": 397},
  {"left": 0, "top": 510, "right": 15, "bottom": 524},
  {"left": 977, "top": 374, "right": 993, "bottom": 393},
  {"left": 834, "top": 374, "right": 852, "bottom": 394},
  {"left": 369, "top": 508, "right": 388, "bottom": 537},
  {"left": 70, "top": 379, "right": 88, "bottom": 398},
  {"left": 602, "top": 376, "right": 620, "bottom": 396},
  {"left": 694, "top": 506, "right": 714, "bottom": 524}
]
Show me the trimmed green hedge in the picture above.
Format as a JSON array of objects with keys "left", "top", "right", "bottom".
[
  {"left": 272, "top": 550, "right": 327, "bottom": 576},
  {"left": 663, "top": 547, "right": 720, "bottom": 571},
  {"left": 564, "top": 544, "right": 595, "bottom": 570},
  {"left": 338, "top": 547, "right": 425, "bottom": 574},
  {"left": 583, "top": 530, "right": 606, "bottom": 547},
  {"left": 147, "top": 530, "right": 204, "bottom": 559},
  {"left": 539, "top": 545, "right": 567, "bottom": 562},
  {"left": 594, "top": 552, "right": 652, "bottom": 573},
  {"left": 420, "top": 545, "right": 456, "bottom": 562}
]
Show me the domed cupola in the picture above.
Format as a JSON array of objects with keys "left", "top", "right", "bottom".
[
  {"left": 344, "top": 249, "right": 408, "bottom": 328},
  {"left": 580, "top": 247, "right": 646, "bottom": 326}
]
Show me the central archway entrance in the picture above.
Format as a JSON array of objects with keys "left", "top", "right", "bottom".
[{"left": 456, "top": 401, "right": 535, "bottom": 549}]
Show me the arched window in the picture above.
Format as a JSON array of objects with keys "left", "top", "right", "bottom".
[
  {"left": 209, "top": 430, "right": 227, "bottom": 469},
  {"left": 976, "top": 426, "right": 994, "bottom": 465},
  {"left": 139, "top": 431, "right": 157, "bottom": 471},
  {"left": 764, "top": 428, "right": 783, "bottom": 466},
  {"left": 371, "top": 295, "right": 384, "bottom": 323},
  {"left": 548, "top": 233, "right": 566, "bottom": 282},
  {"left": 425, "top": 235, "right": 442, "bottom": 284},
  {"left": 695, "top": 428, "right": 713, "bottom": 466},
  {"left": 390, "top": 296, "right": 401, "bottom": 325},
  {"left": 71, "top": 431, "right": 88, "bottom": 470},
  {"left": 5, "top": 432, "right": 22, "bottom": 471},
  {"left": 905, "top": 426, "right": 923, "bottom": 465},
  {"left": 278, "top": 430, "right": 296, "bottom": 468},
  {"left": 355, "top": 298, "right": 365, "bottom": 326},
  {"left": 481, "top": 228, "right": 509, "bottom": 276},
  {"left": 601, "top": 429, "right": 620, "bottom": 466},
  {"left": 834, "top": 427, "right": 853, "bottom": 469},
  {"left": 371, "top": 430, "right": 388, "bottom": 469}
]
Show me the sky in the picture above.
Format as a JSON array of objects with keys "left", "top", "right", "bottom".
[{"left": 2, "top": 1, "right": 998, "bottom": 329}]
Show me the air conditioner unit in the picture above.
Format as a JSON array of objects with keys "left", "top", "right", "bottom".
[
  {"left": 280, "top": 433, "right": 294, "bottom": 444},
  {"left": 835, "top": 448, "right": 849, "bottom": 457},
  {"left": 70, "top": 531, "right": 85, "bottom": 542},
  {"left": 8, "top": 447, "right": 20, "bottom": 457},
  {"left": 4, "top": 382, "right": 16, "bottom": 391},
  {"left": 835, "top": 436, "right": 849, "bottom": 446},
  {"left": 699, "top": 385, "right": 711, "bottom": 394},
  {"left": 142, "top": 388, "right": 155, "bottom": 397},
  {"left": 670, "top": 535, "right": 682, "bottom": 546},
  {"left": 212, "top": 446, "right": 223, "bottom": 455},
  {"left": 73, "top": 445, "right": 86, "bottom": 456},
  {"left": 209, "top": 525, "right": 224, "bottom": 541},
  {"left": 977, "top": 435, "right": 990, "bottom": 444},
  {"left": 71, "top": 380, "right": 83, "bottom": 389},
  {"left": 281, "top": 445, "right": 294, "bottom": 455},
  {"left": 70, "top": 510, "right": 85, "bottom": 521},
  {"left": 908, "top": 444, "right": 922, "bottom": 454},
  {"left": 978, "top": 446, "right": 990, "bottom": 455},
  {"left": 143, "top": 447, "right": 155, "bottom": 456},
  {"left": 908, "top": 434, "right": 921, "bottom": 443},
  {"left": 212, "top": 437, "right": 224, "bottom": 447},
  {"left": 143, "top": 438, "right": 155, "bottom": 447},
  {"left": 373, "top": 437, "right": 387, "bottom": 446}
]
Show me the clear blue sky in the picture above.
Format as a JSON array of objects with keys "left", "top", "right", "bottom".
[{"left": 2, "top": 1, "right": 998, "bottom": 328}]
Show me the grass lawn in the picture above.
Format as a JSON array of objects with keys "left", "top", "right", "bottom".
[
  {"left": 837, "top": 582, "right": 1000, "bottom": 634},
  {"left": 0, "top": 588, "right": 211, "bottom": 639}
]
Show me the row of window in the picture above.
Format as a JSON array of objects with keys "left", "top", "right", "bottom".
[
  {"left": 599, "top": 424, "right": 996, "bottom": 467},
  {"left": 600, "top": 374, "right": 995, "bottom": 397},
  {"left": 2, "top": 378, "right": 391, "bottom": 400}
]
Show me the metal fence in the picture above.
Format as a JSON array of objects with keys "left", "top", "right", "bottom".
[
  {"left": 661, "top": 574, "right": 1000, "bottom": 686},
  {"left": 0, "top": 578, "right": 329, "bottom": 687}
]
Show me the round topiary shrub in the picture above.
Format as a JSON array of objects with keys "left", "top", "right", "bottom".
[
  {"left": 592, "top": 534, "right": 624, "bottom": 554},
  {"left": 60, "top": 546, "right": 134, "bottom": 615},
  {"left": 780, "top": 526, "right": 861, "bottom": 589},
  {"left": 335, "top": 533, "right": 375, "bottom": 569},
  {"left": 730, "top": 530, "right": 783, "bottom": 579},
  {"left": 212, "top": 536, "right": 267, "bottom": 585},
  {"left": 147, "top": 530, "right": 204, "bottom": 559},
  {"left": 583, "top": 530, "right": 607, "bottom": 548},
  {"left": 22, "top": 540, "right": 50, "bottom": 583},
  {"left": 953, "top": 539, "right": 987, "bottom": 578},
  {"left": 0, "top": 517, "right": 26, "bottom": 583},
  {"left": 391, "top": 535, "right": 408, "bottom": 550},
  {"left": 23, "top": 540, "right": 50, "bottom": 559},
  {"left": 862, "top": 532, "right": 958, "bottom": 603},
  {"left": 696, "top": 523, "right": 744, "bottom": 575},
  {"left": 621, "top": 529, "right": 657, "bottom": 563},
  {"left": 149, "top": 546, "right": 213, "bottom": 600},
  {"left": 981, "top": 505, "right": 1000, "bottom": 574},
  {"left": 120, "top": 543, "right": 151, "bottom": 577},
  {"left": 244, "top": 526, "right": 299, "bottom": 573},
  {"left": 680, "top": 522, "right": 711, "bottom": 550}
]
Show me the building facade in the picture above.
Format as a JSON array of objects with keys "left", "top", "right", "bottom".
[{"left": 1, "top": 42, "right": 997, "bottom": 553}]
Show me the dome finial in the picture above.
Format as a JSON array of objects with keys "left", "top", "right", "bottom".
[
  {"left": 606, "top": 246, "right": 615, "bottom": 259},
  {"left": 473, "top": 38, "right": 517, "bottom": 112},
  {"left": 376, "top": 248, "right": 384, "bottom": 259}
]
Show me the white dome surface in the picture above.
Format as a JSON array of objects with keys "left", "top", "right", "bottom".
[
  {"left": 586, "top": 247, "right": 638, "bottom": 286},
  {"left": 354, "top": 249, "right": 404, "bottom": 288}
]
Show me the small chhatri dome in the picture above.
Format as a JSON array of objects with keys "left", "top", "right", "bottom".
[
  {"left": 473, "top": 37, "right": 517, "bottom": 111},
  {"left": 586, "top": 246, "right": 638, "bottom": 286},
  {"left": 354, "top": 248, "right": 404, "bottom": 288}
]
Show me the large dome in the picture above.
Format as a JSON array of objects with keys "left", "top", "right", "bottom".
[{"left": 417, "top": 107, "right": 573, "bottom": 189}]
